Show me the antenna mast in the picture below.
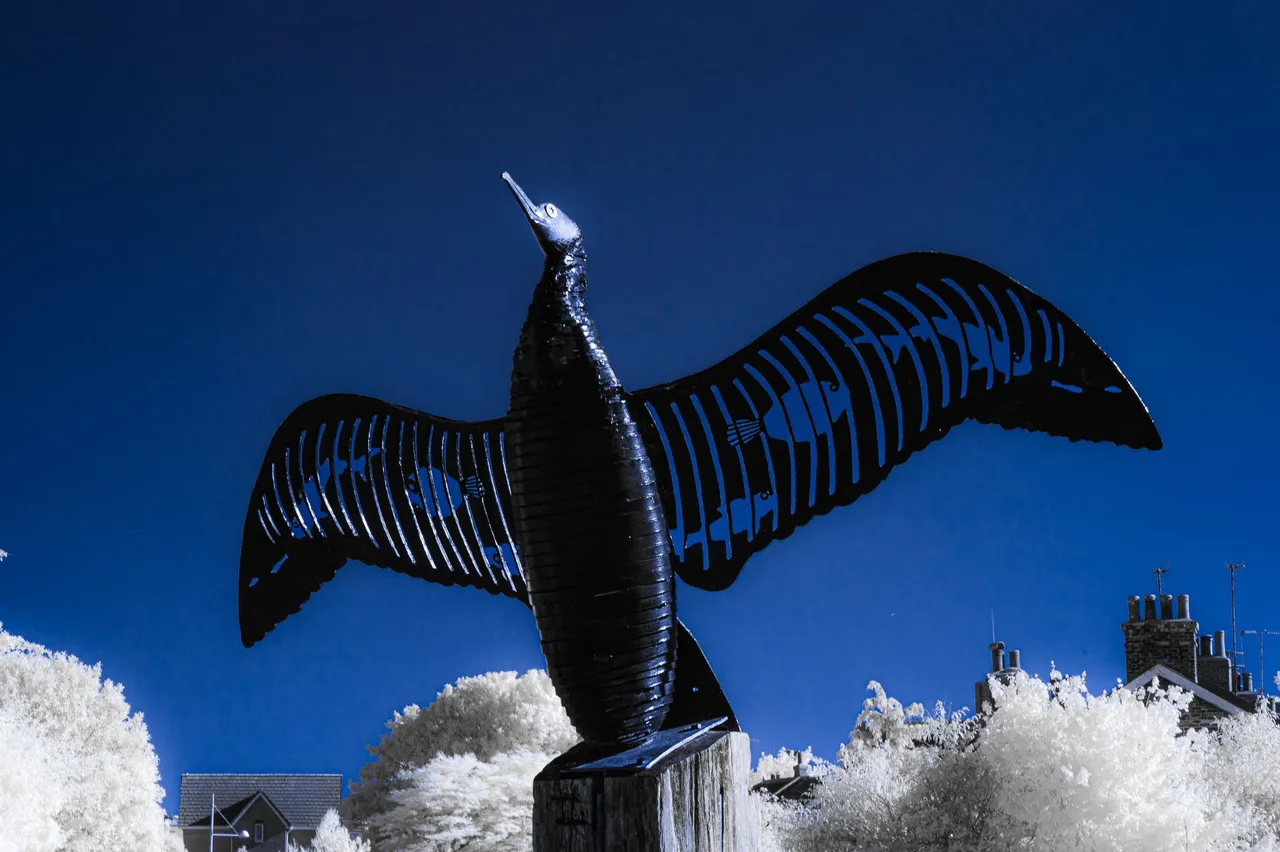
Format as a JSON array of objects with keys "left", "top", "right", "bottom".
[
  {"left": 1153, "top": 565, "right": 1169, "bottom": 598},
  {"left": 1227, "top": 563, "right": 1245, "bottom": 680},
  {"left": 1240, "top": 629, "right": 1280, "bottom": 697}
]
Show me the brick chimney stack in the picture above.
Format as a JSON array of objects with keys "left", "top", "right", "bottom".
[
  {"left": 1198, "top": 630, "right": 1233, "bottom": 693},
  {"left": 974, "top": 640, "right": 1022, "bottom": 715},
  {"left": 1121, "top": 592, "right": 1199, "bottom": 683}
]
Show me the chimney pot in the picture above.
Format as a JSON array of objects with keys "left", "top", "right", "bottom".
[
  {"left": 1176, "top": 594, "right": 1190, "bottom": 620},
  {"left": 1127, "top": 596, "right": 1141, "bottom": 621},
  {"left": 1160, "top": 595, "right": 1174, "bottom": 620},
  {"left": 1243, "top": 672, "right": 1254, "bottom": 693},
  {"left": 1199, "top": 635, "right": 1214, "bottom": 657},
  {"left": 1008, "top": 649, "right": 1021, "bottom": 670},
  {"left": 1215, "top": 630, "right": 1227, "bottom": 657},
  {"left": 1144, "top": 595, "right": 1157, "bottom": 620},
  {"left": 989, "top": 641, "right": 1005, "bottom": 674}
]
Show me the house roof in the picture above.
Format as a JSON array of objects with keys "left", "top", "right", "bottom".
[
  {"left": 751, "top": 774, "right": 820, "bottom": 802},
  {"left": 178, "top": 774, "right": 342, "bottom": 829},
  {"left": 231, "top": 791, "right": 292, "bottom": 828},
  {"left": 1123, "top": 664, "right": 1262, "bottom": 715}
]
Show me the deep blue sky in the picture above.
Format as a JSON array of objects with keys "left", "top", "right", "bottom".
[{"left": 2, "top": 2, "right": 1278, "bottom": 811}]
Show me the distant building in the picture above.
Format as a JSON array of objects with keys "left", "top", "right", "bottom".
[
  {"left": 1120, "top": 593, "right": 1270, "bottom": 730},
  {"left": 974, "top": 641, "right": 1023, "bottom": 713},
  {"left": 175, "top": 773, "right": 344, "bottom": 852},
  {"left": 750, "top": 751, "right": 821, "bottom": 802},
  {"left": 975, "top": 592, "right": 1275, "bottom": 732},
  {"left": 753, "top": 771, "right": 821, "bottom": 802}
]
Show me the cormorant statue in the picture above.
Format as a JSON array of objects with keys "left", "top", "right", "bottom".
[{"left": 238, "top": 174, "right": 1161, "bottom": 749}]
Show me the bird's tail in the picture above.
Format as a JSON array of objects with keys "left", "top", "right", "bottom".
[{"left": 661, "top": 619, "right": 740, "bottom": 732}]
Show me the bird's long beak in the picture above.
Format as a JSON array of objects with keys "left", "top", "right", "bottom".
[{"left": 502, "top": 172, "right": 539, "bottom": 225}]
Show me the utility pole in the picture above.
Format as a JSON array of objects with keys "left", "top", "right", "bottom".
[
  {"left": 1227, "top": 563, "right": 1245, "bottom": 681},
  {"left": 1152, "top": 565, "right": 1169, "bottom": 598},
  {"left": 1240, "top": 629, "right": 1280, "bottom": 696}
]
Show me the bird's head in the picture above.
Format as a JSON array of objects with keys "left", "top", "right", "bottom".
[{"left": 502, "top": 172, "right": 583, "bottom": 264}]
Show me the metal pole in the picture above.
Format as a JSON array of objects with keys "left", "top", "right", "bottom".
[
  {"left": 1227, "top": 563, "right": 1244, "bottom": 681},
  {"left": 1241, "top": 629, "right": 1280, "bottom": 696},
  {"left": 204, "top": 793, "right": 248, "bottom": 852}
]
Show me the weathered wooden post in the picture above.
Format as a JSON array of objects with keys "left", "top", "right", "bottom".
[{"left": 534, "top": 721, "right": 757, "bottom": 852}]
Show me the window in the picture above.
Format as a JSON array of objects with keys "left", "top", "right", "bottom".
[{"left": 254, "top": 821, "right": 264, "bottom": 843}]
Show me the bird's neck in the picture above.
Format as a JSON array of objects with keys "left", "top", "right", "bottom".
[{"left": 533, "top": 258, "right": 587, "bottom": 308}]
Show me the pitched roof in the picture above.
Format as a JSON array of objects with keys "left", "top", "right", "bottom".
[
  {"left": 231, "top": 791, "right": 292, "bottom": 828},
  {"left": 751, "top": 774, "right": 820, "bottom": 802},
  {"left": 178, "top": 774, "right": 342, "bottom": 829},
  {"left": 1123, "top": 663, "right": 1261, "bottom": 715}
]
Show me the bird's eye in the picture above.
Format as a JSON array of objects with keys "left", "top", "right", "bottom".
[{"left": 544, "top": 204, "right": 558, "bottom": 219}]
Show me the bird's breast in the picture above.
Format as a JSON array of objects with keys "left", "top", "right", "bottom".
[{"left": 504, "top": 297, "right": 677, "bottom": 744}]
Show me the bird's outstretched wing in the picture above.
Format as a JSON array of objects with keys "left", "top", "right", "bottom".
[
  {"left": 238, "top": 393, "right": 526, "bottom": 647},
  {"left": 627, "top": 252, "right": 1162, "bottom": 592}
]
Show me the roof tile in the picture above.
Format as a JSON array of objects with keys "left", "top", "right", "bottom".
[{"left": 178, "top": 774, "right": 342, "bottom": 829}]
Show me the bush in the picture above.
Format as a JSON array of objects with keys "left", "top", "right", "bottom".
[{"left": 756, "top": 669, "right": 1280, "bottom": 852}]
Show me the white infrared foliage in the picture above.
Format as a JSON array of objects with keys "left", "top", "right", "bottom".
[
  {"left": 0, "top": 623, "right": 178, "bottom": 852},
  {"left": 374, "top": 751, "right": 550, "bottom": 852},
  {"left": 0, "top": 712, "right": 65, "bottom": 852},
  {"left": 346, "top": 669, "right": 580, "bottom": 851},
  {"left": 751, "top": 746, "right": 821, "bottom": 786},
  {"left": 753, "top": 670, "right": 1280, "bottom": 852},
  {"left": 287, "top": 809, "right": 372, "bottom": 852}
]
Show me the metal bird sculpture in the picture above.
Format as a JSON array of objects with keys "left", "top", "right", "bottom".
[{"left": 238, "top": 174, "right": 1161, "bottom": 749}]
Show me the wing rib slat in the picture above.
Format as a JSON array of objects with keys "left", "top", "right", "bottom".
[
  {"left": 238, "top": 394, "right": 522, "bottom": 648},
  {"left": 628, "top": 252, "right": 1160, "bottom": 592}
]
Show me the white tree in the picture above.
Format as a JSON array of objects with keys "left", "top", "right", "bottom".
[
  {"left": 978, "top": 669, "right": 1236, "bottom": 851},
  {"left": 754, "top": 790, "right": 802, "bottom": 852},
  {"left": 288, "top": 809, "right": 371, "bottom": 852},
  {"left": 1202, "top": 705, "right": 1280, "bottom": 848},
  {"left": 0, "top": 623, "right": 179, "bottom": 852},
  {"left": 374, "top": 751, "right": 550, "bottom": 852},
  {"left": 346, "top": 669, "right": 580, "bottom": 851},
  {"left": 0, "top": 711, "right": 65, "bottom": 852},
  {"left": 751, "top": 745, "right": 824, "bottom": 852},
  {"left": 763, "top": 670, "right": 1280, "bottom": 852},
  {"left": 770, "top": 681, "right": 995, "bottom": 852},
  {"left": 751, "top": 746, "right": 821, "bottom": 785}
]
